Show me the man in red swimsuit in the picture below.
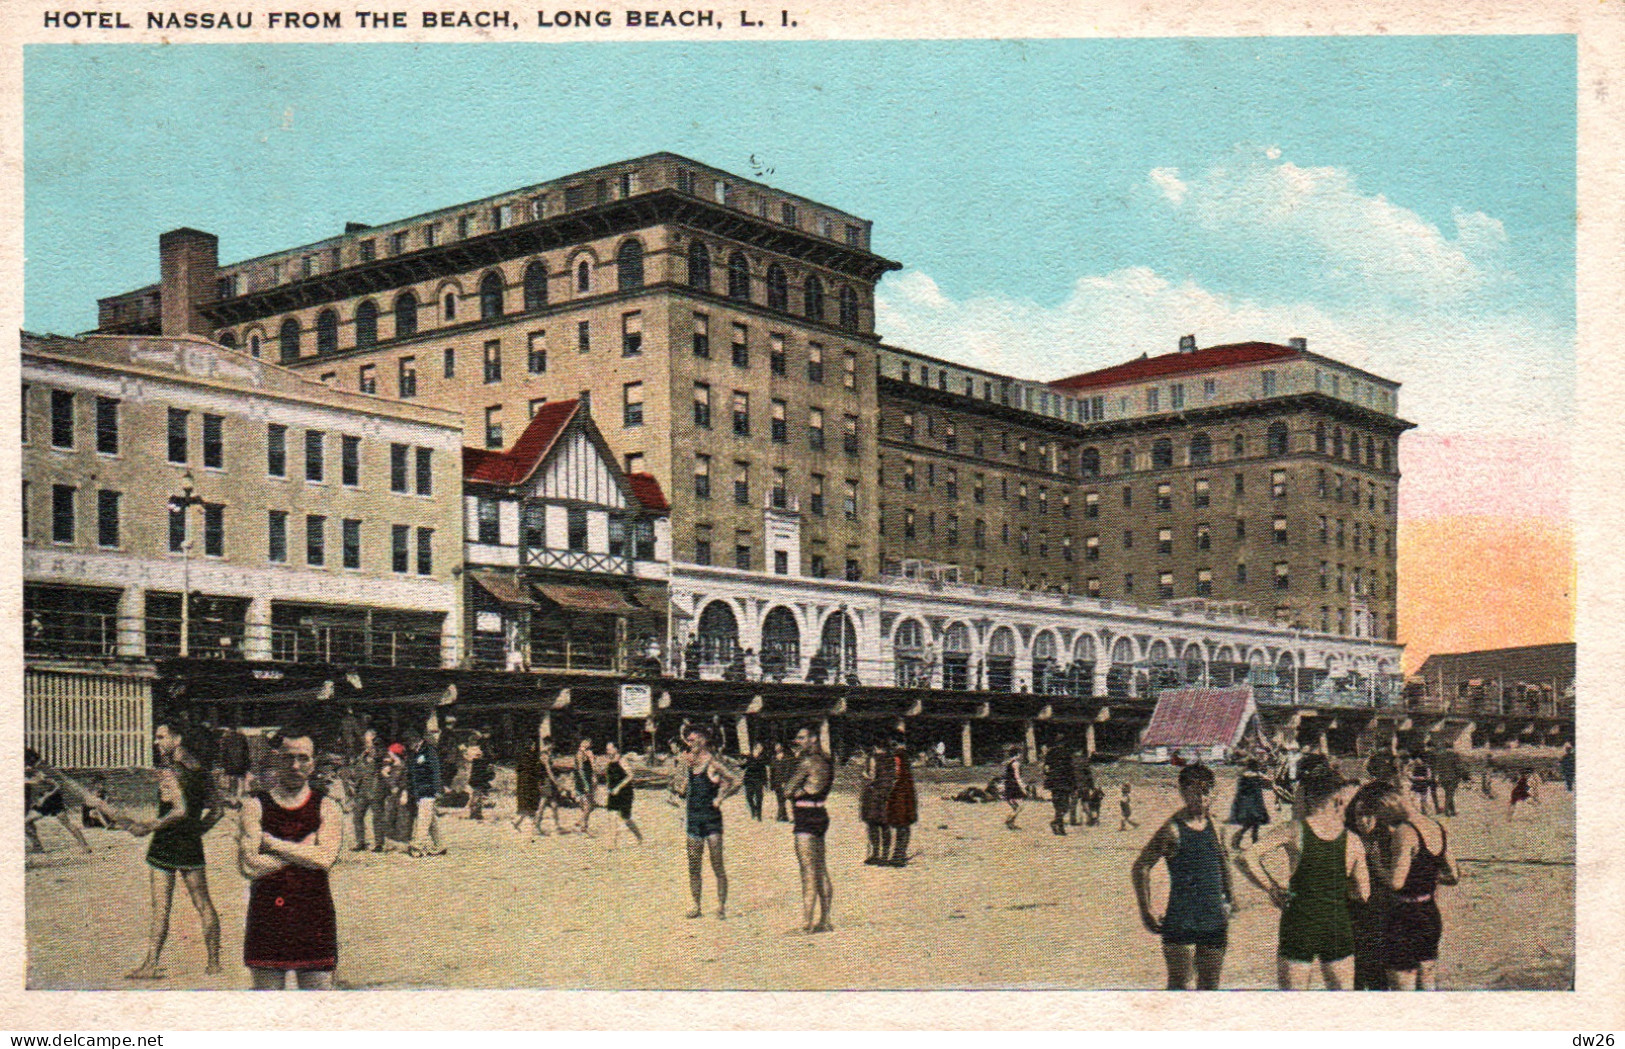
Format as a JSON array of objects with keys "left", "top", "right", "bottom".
[{"left": 237, "top": 725, "right": 342, "bottom": 990}]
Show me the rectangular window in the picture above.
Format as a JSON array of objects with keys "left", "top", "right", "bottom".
[
  {"left": 623, "top": 382, "right": 644, "bottom": 428},
  {"left": 341, "top": 434, "right": 361, "bottom": 487},
  {"left": 694, "top": 454, "right": 711, "bottom": 499},
  {"left": 1086, "top": 535, "right": 1100, "bottom": 561},
  {"left": 167, "top": 499, "right": 185, "bottom": 552},
  {"left": 946, "top": 468, "right": 959, "bottom": 501},
  {"left": 735, "top": 544, "right": 752, "bottom": 571},
  {"left": 809, "top": 474, "right": 825, "bottom": 516},
  {"left": 843, "top": 415, "right": 859, "bottom": 456},
  {"left": 843, "top": 351, "right": 857, "bottom": 389},
  {"left": 845, "top": 559, "right": 861, "bottom": 582},
  {"left": 390, "top": 443, "right": 409, "bottom": 492},
  {"left": 410, "top": 446, "right": 431, "bottom": 496},
  {"left": 483, "top": 340, "right": 502, "bottom": 383},
  {"left": 808, "top": 407, "right": 824, "bottom": 450},
  {"left": 1274, "top": 561, "right": 1290, "bottom": 590},
  {"left": 391, "top": 524, "right": 410, "bottom": 573},
  {"left": 1262, "top": 370, "right": 1278, "bottom": 396},
  {"left": 443, "top": 347, "right": 456, "bottom": 378},
  {"left": 1203, "top": 379, "right": 1216, "bottom": 399},
  {"left": 416, "top": 528, "right": 434, "bottom": 575},
  {"left": 423, "top": 224, "right": 438, "bottom": 248},
  {"left": 694, "top": 383, "right": 712, "bottom": 429},
  {"left": 1123, "top": 486, "right": 1133, "bottom": 509},
  {"left": 1158, "top": 528, "right": 1173, "bottom": 555},
  {"left": 577, "top": 320, "right": 591, "bottom": 354},
  {"left": 771, "top": 467, "right": 789, "bottom": 509},
  {"left": 1236, "top": 519, "right": 1247, "bottom": 540},
  {"left": 1320, "top": 560, "right": 1330, "bottom": 591},
  {"left": 95, "top": 397, "right": 119, "bottom": 455},
  {"left": 809, "top": 554, "right": 825, "bottom": 578},
  {"left": 304, "top": 430, "right": 324, "bottom": 481},
  {"left": 1194, "top": 478, "right": 1210, "bottom": 508},
  {"left": 359, "top": 240, "right": 376, "bottom": 262},
  {"left": 1234, "top": 473, "right": 1245, "bottom": 496},
  {"left": 693, "top": 313, "right": 710, "bottom": 358},
  {"left": 166, "top": 407, "right": 188, "bottom": 463},
  {"left": 399, "top": 356, "right": 418, "bottom": 397},
  {"left": 732, "top": 391, "right": 751, "bottom": 436},
  {"left": 807, "top": 343, "right": 824, "bottom": 383},
  {"left": 1146, "top": 388, "right": 1160, "bottom": 412},
  {"left": 268, "top": 510, "right": 288, "bottom": 563},
  {"left": 769, "top": 399, "right": 788, "bottom": 443},
  {"left": 359, "top": 364, "right": 378, "bottom": 395},
  {"left": 731, "top": 323, "right": 749, "bottom": 368},
  {"left": 199, "top": 414, "right": 224, "bottom": 469},
  {"left": 476, "top": 498, "right": 500, "bottom": 545},
  {"left": 1236, "top": 562, "right": 1248, "bottom": 584},
  {"left": 1159, "top": 572, "right": 1175, "bottom": 599},
  {"left": 1085, "top": 491, "right": 1099, "bottom": 518},
  {"left": 50, "top": 390, "right": 76, "bottom": 449},
  {"left": 199, "top": 503, "right": 224, "bottom": 557},
  {"left": 694, "top": 538, "right": 712, "bottom": 566},
  {"left": 1123, "top": 573, "right": 1135, "bottom": 594},
  {"left": 96, "top": 489, "right": 120, "bottom": 547},
  {"left": 1274, "top": 517, "right": 1289, "bottom": 543},
  {"left": 769, "top": 334, "right": 786, "bottom": 375},
  {"left": 621, "top": 312, "right": 643, "bottom": 357},
  {"left": 1170, "top": 383, "right": 1185, "bottom": 409},
  {"left": 1156, "top": 482, "right": 1172, "bottom": 511},
  {"left": 390, "top": 231, "right": 408, "bottom": 255},
  {"left": 1272, "top": 469, "right": 1287, "bottom": 498},
  {"left": 1123, "top": 529, "right": 1134, "bottom": 549},
  {"left": 1197, "top": 569, "right": 1213, "bottom": 596},
  {"left": 844, "top": 480, "right": 858, "bottom": 520},
  {"left": 734, "top": 461, "right": 750, "bottom": 505},
  {"left": 306, "top": 514, "right": 326, "bottom": 566}
]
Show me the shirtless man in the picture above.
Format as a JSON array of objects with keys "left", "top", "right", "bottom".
[
  {"left": 1131, "top": 764, "right": 1234, "bottom": 989},
  {"left": 237, "top": 726, "right": 342, "bottom": 989},
  {"left": 781, "top": 724, "right": 835, "bottom": 933},
  {"left": 1236, "top": 767, "right": 1370, "bottom": 990},
  {"left": 672, "top": 725, "right": 740, "bottom": 919}
]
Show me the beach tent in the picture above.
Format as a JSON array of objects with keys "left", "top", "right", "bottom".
[{"left": 1137, "top": 686, "right": 1258, "bottom": 763}]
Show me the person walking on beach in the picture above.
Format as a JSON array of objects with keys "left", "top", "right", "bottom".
[
  {"left": 344, "top": 729, "right": 384, "bottom": 851},
  {"left": 237, "top": 725, "right": 342, "bottom": 990},
  {"left": 1236, "top": 767, "right": 1370, "bottom": 990},
  {"left": 1119, "top": 782, "right": 1139, "bottom": 831},
  {"left": 742, "top": 742, "right": 770, "bottom": 822},
  {"left": 1365, "top": 782, "right": 1459, "bottom": 990},
  {"left": 24, "top": 750, "right": 93, "bottom": 855},
  {"left": 1407, "top": 756, "right": 1434, "bottom": 816},
  {"left": 675, "top": 725, "right": 739, "bottom": 919},
  {"left": 861, "top": 742, "right": 897, "bottom": 860},
  {"left": 1227, "top": 758, "right": 1272, "bottom": 849},
  {"left": 1432, "top": 747, "right": 1465, "bottom": 818},
  {"left": 1507, "top": 770, "right": 1537, "bottom": 820},
  {"left": 406, "top": 728, "right": 446, "bottom": 857},
  {"left": 122, "top": 724, "right": 225, "bottom": 980},
  {"left": 883, "top": 739, "right": 918, "bottom": 865},
  {"left": 535, "top": 737, "right": 568, "bottom": 835},
  {"left": 782, "top": 724, "right": 835, "bottom": 932},
  {"left": 1132, "top": 764, "right": 1235, "bottom": 990},
  {"left": 1000, "top": 744, "right": 1027, "bottom": 830},
  {"left": 1043, "top": 743, "right": 1075, "bottom": 836},
  {"left": 769, "top": 741, "right": 796, "bottom": 822},
  {"left": 602, "top": 741, "right": 643, "bottom": 846},
  {"left": 573, "top": 739, "right": 598, "bottom": 835}
]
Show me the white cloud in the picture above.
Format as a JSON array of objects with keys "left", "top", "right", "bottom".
[{"left": 1148, "top": 167, "right": 1187, "bottom": 205}]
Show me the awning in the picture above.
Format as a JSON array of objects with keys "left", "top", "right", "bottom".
[
  {"left": 470, "top": 571, "right": 535, "bottom": 606},
  {"left": 533, "top": 582, "right": 644, "bottom": 615}
]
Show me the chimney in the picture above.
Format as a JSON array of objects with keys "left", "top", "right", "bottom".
[
  {"left": 345, "top": 222, "right": 371, "bottom": 233},
  {"left": 1177, "top": 334, "right": 1197, "bottom": 354},
  {"left": 1288, "top": 337, "right": 1307, "bottom": 352},
  {"left": 158, "top": 228, "right": 220, "bottom": 337}
]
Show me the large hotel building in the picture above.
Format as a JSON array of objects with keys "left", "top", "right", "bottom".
[{"left": 55, "top": 153, "right": 1410, "bottom": 736}]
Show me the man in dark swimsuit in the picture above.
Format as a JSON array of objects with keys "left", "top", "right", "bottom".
[
  {"left": 782, "top": 724, "right": 834, "bottom": 932},
  {"left": 675, "top": 725, "right": 739, "bottom": 919},
  {"left": 1132, "top": 763, "right": 1234, "bottom": 989},
  {"left": 237, "top": 725, "right": 343, "bottom": 989},
  {"left": 124, "top": 723, "right": 225, "bottom": 980}
]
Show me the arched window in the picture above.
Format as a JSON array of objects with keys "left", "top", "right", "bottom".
[
  {"left": 354, "top": 300, "right": 379, "bottom": 347},
  {"left": 819, "top": 613, "right": 857, "bottom": 679},
  {"left": 695, "top": 601, "right": 740, "bottom": 664},
  {"left": 216, "top": 331, "right": 238, "bottom": 349},
  {"left": 1032, "top": 631, "right": 1058, "bottom": 694},
  {"left": 1183, "top": 642, "right": 1206, "bottom": 684},
  {"left": 838, "top": 286, "right": 860, "bottom": 330},
  {"left": 1268, "top": 421, "right": 1290, "bottom": 456},
  {"left": 1080, "top": 447, "right": 1100, "bottom": 479},
  {"left": 1152, "top": 438, "right": 1174, "bottom": 469},
  {"left": 248, "top": 333, "right": 261, "bottom": 358},
  {"left": 576, "top": 259, "right": 591, "bottom": 294},
  {"left": 893, "top": 618, "right": 927, "bottom": 688},
  {"left": 523, "top": 261, "right": 548, "bottom": 312},
  {"left": 1188, "top": 432, "right": 1211, "bottom": 465},
  {"left": 765, "top": 264, "right": 788, "bottom": 311},
  {"left": 1315, "top": 422, "right": 1327, "bottom": 454},
  {"left": 279, "top": 318, "right": 301, "bottom": 363},
  {"left": 760, "top": 606, "right": 801, "bottom": 680},
  {"left": 686, "top": 241, "right": 711, "bottom": 291},
  {"left": 1073, "top": 634, "right": 1097, "bottom": 665},
  {"left": 942, "top": 622, "right": 972, "bottom": 691},
  {"left": 986, "top": 626, "right": 1017, "bottom": 692},
  {"left": 315, "top": 310, "right": 338, "bottom": 355},
  {"left": 1331, "top": 427, "right": 1344, "bottom": 459},
  {"left": 803, "top": 275, "right": 825, "bottom": 321},
  {"left": 479, "top": 272, "right": 505, "bottom": 320},
  {"left": 1120, "top": 447, "right": 1136, "bottom": 472},
  {"left": 616, "top": 240, "right": 644, "bottom": 292},
  {"left": 394, "top": 292, "right": 418, "bottom": 338},
  {"left": 727, "top": 252, "right": 750, "bottom": 300}
]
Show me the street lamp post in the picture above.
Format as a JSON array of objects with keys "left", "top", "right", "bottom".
[{"left": 168, "top": 471, "right": 203, "bottom": 658}]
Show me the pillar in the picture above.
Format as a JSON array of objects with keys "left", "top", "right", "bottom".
[
  {"left": 961, "top": 721, "right": 974, "bottom": 768},
  {"left": 118, "top": 585, "right": 147, "bottom": 657},
  {"left": 243, "top": 594, "right": 271, "bottom": 661},
  {"left": 736, "top": 715, "right": 751, "bottom": 757},
  {"left": 1085, "top": 723, "right": 1096, "bottom": 757},
  {"left": 819, "top": 717, "right": 831, "bottom": 757},
  {"left": 1024, "top": 720, "right": 1037, "bottom": 761},
  {"left": 441, "top": 610, "right": 461, "bottom": 668},
  {"left": 1092, "top": 663, "right": 1111, "bottom": 699}
]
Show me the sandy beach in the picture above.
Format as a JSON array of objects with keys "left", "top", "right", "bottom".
[{"left": 25, "top": 761, "right": 1573, "bottom": 991}]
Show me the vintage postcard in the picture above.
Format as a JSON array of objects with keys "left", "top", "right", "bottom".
[{"left": 2, "top": 0, "right": 1621, "bottom": 1032}]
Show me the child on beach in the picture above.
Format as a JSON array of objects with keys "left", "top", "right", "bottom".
[
  {"left": 1119, "top": 782, "right": 1139, "bottom": 831},
  {"left": 1132, "top": 764, "right": 1235, "bottom": 989}
]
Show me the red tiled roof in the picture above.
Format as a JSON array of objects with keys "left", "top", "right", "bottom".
[
  {"left": 462, "top": 399, "right": 578, "bottom": 485},
  {"left": 1049, "top": 341, "right": 1302, "bottom": 392},
  {"left": 1139, "top": 687, "right": 1256, "bottom": 750},
  {"left": 626, "top": 472, "right": 670, "bottom": 513}
]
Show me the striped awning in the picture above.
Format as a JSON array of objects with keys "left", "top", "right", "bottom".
[
  {"left": 470, "top": 571, "right": 535, "bottom": 606},
  {"left": 533, "top": 583, "right": 642, "bottom": 615}
]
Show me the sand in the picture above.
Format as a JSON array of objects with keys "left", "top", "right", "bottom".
[{"left": 24, "top": 763, "right": 1574, "bottom": 990}]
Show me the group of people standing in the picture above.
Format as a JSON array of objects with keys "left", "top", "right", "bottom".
[
  {"left": 510, "top": 734, "right": 643, "bottom": 845},
  {"left": 859, "top": 740, "right": 918, "bottom": 866}
]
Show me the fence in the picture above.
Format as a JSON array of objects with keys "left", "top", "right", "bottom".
[{"left": 25, "top": 667, "right": 152, "bottom": 769}]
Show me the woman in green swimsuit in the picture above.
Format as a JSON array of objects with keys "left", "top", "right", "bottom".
[{"left": 1235, "top": 766, "right": 1370, "bottom": 990}]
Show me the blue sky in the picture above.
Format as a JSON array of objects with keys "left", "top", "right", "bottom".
[{"left": 25, "top": 39, "right": 1575, "bottom": 448}]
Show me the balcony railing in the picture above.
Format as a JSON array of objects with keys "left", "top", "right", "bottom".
[{"left": 523, "top": 547, "right": 633, "bottom": 575}]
